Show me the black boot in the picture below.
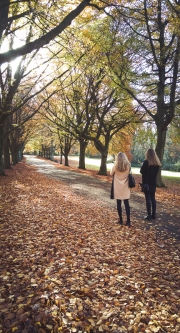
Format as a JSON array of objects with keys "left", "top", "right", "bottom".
[
  {"left": 151, "top": 210, "right": 156, "bottom": 220},
  {"left": 125, "top": 217, "right": 130, "bottom": 227},
  {"left": 151, "top": 215, "right": 156, "bottom": 220},
  {"left": 119, "top": 215, "right": 123, "bottom": 225}
]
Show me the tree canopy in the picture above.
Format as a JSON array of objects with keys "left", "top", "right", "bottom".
[{"left": 0, "top": 0, "right": 180, "bottom": 183}]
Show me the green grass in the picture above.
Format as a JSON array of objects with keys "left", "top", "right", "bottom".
[
  {"left": 85, "top": 164, "right": 100, "bottom": 171},
  {"left": 84, "top": 165, "right": 180, "bottom": 181},
  {"left": 74, "top": 160, "right": 180, "bottom": 186},
  {"left": 163, "top": 176, "right": 180, "bottom": 186}
]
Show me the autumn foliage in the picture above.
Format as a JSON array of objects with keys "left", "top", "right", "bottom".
[{"left": 0, "top": 159, "right": 180, "bottom": 333}]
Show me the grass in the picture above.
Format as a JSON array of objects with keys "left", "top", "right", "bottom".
[
  {"left": 163, "top": 176, "right": 180, "bottom": 186},
  {"left": 60, "top": 156, "right": 180, "bottom": 185},
  {"left": 79, "top": 164, "right": 180, "bottom": 182},
  {"left": 85, "top": 164, "right": 101, "bottom": 171}
]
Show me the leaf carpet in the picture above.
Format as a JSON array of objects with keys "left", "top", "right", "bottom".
[{"left": 0, "top": 161, "right": 180, "bottom": 333}]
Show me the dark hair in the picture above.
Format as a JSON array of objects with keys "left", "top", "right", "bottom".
[{"left": 145, "top": 149, "right": 161, "bottom": 166}]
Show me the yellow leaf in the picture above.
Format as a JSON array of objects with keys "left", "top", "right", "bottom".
[
  {"left": 46, "top": 325, "right": 53, "bottom": 329},
  {"left": 0, "top": 299, "right": 5, "bottom": 303},
  {"left": 52, "top": 311, "right": 58, "bottom": 316},
  {"left": 88, "top": 319, "right": 95, "bottom": 326},
  {"left": 36, "top": 322, "right": 41, "bottom": 326}
]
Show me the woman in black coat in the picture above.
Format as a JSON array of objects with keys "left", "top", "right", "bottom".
[{"left": 140, "top": 149, "right": 161, "bottom": 220}]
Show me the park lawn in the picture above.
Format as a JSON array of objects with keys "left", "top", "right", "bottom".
[{"left": 0, "top": 159, "right": 180, "bottom": 333}]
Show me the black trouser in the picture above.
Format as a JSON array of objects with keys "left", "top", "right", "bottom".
[
  {"left": 117, "top": 199, "right": 130, "bottom": 219},
  {"left": 145, "top": 192, "right": 156, "bottom": 217}
]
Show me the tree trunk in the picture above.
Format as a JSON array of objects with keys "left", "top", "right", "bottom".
[
  {"left": 11, "top": 144, "right": 24, "bottom": 164},
  {"left": 78, "top": 139, "right": 88, "bottom": 169},
  {"left": 11, "top": 143, "right": 19, "bottom": 165},
  {"left": 155, "top": 124, "right": 167, "bottom": 187},
  {"left": 64, "top": 153, "right": 69, "bottom": 166},
  {"left": 11, "top": 151, "right": 18, "bottom": 164},
  {"left": 19, "top": 147, "right": 23, "bottom": 161},
  {"left": 94, "top": 137, "right": 109, "bottom": 175},
  {"left": 64, "top": 143, "right": 69, "bottom": 166},
  {"left": 0, "top": 125, "right": 5, "bottom": 175},
  {"left": 64, "top": 137, "right": 72, "bottom": 166},
  {"left": 3, "top": 116, "right": 11, "bottom": 168},
  {"left": 0, "top": 0, "right": 10, "bottom": 40},
  {"left": 98, "top": 153, "right": 108, "bottom": 175},
  {"left": 3, "top": 133, "right": 11, "bottom": 168},
  {"left": 60, "top": 147, "right": 63, "bottom": 164}
]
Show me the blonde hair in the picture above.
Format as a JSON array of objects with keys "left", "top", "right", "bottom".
[
  {"left": 115, "top": 152, "right": 130, "bottom": 172},
  {"left": 145, "top": 149, "right": 161, "bottom": 166}
]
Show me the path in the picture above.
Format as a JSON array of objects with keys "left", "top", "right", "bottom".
[{"left": 25, "top": 155, "right": 180, "bottom": 241}]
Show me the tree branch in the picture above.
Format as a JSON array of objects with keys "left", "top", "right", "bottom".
[{"left": 0, "top": 0, "right": 91, "bottom": 65}]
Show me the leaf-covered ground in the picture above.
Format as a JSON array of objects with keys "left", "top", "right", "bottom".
[{"left": 0, "top": 160, "right": 180, "bottom": 333}]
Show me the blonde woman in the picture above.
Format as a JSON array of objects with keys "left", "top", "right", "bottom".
[
  {"left": 110, "top": 152, "right": 131, "bottom": 227},
  {"left": 140, "top": 148, "right": 161, "bottom": 220}
]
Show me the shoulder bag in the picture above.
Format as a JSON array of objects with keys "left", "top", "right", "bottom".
[
  {"left": 128, "top": 169, "right": 136, "bottom": 188},
  {"left": 110, "top": 175, "right": 114, "bottom": 199}
]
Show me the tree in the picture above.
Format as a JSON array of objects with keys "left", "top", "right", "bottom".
[
  {"left": 0, "top": 0, "right": 92, "bottom": 65},
  {"left": 71, "top": 16, "right": 139, "bottom": 174},
  {"left": 56, "top": 120, "right": 77, "bottom": 167},
  {"left": 36, "top": 12, "right": 139, "bottom": 175},
  {"left": 0, "top": 48, "right": 70, "bottom": 175},
  {"left": 42, "top": 66, "right": 137, "bottom": 175},
  {"left": 0, "top": 0, "right": 100, "bottom": 175},
  {"left": 82, "top": 81, "right": 136, "bottom": 175},
  {"left": 107, "top": 0, "right": 180, "bottom": 186},
  {"left": 131, "top": 125, "right": 157, "bottom": 165},
  {"left": 38, "top": 69, "right": 98, "bottom": 170},
  {"left": 108, "top": 128, "right": 134, "bottom": 162}
]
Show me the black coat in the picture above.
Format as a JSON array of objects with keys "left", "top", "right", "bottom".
[{"left": 140, "top": 160, "right": 159, "bottom": 193}]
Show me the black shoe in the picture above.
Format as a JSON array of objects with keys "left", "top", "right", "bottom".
[
  {"left": 151, "top": 215, "right": 156, "bottom": 220},
  {"left": 125, "top": 218, "right": 130, "bottom": 227},
  {"left": 144, "top": 215, "right": 151, "bottom": 221}
]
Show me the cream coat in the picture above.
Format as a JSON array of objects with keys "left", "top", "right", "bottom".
[{"left": 110, "top": 165, "right": 130, "bottom": 200}]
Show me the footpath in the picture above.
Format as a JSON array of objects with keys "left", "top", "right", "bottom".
[{"left": 25, "top": 155, "right": 180, "bottom": 242}]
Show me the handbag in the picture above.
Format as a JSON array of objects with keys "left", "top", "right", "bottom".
[
  {"left": 128, "top": 171, "right": 135, "bottom": 188},
  {"left": 110, "top": 175, "right": 114, "bottom": 199},
  {"left": 140, "top": 183, "right": 149, "bottom": 192}
]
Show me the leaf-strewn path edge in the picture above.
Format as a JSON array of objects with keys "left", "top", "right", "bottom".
[{"left": 0, "top": 160, "right": 180, "bottom": 333}]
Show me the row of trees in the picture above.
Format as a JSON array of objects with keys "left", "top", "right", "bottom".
[
  {"left": 0, "top": 0, "right": 94, "bottom": 174},
  {"left": 38, "top": 67, "right": 136, "bottom": 175},
  {"left": 0, "top": 0, "right": 180, "bottom": 185},
  {"left": 25, "top": 120, "right": 180, "bottom": 171}
]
